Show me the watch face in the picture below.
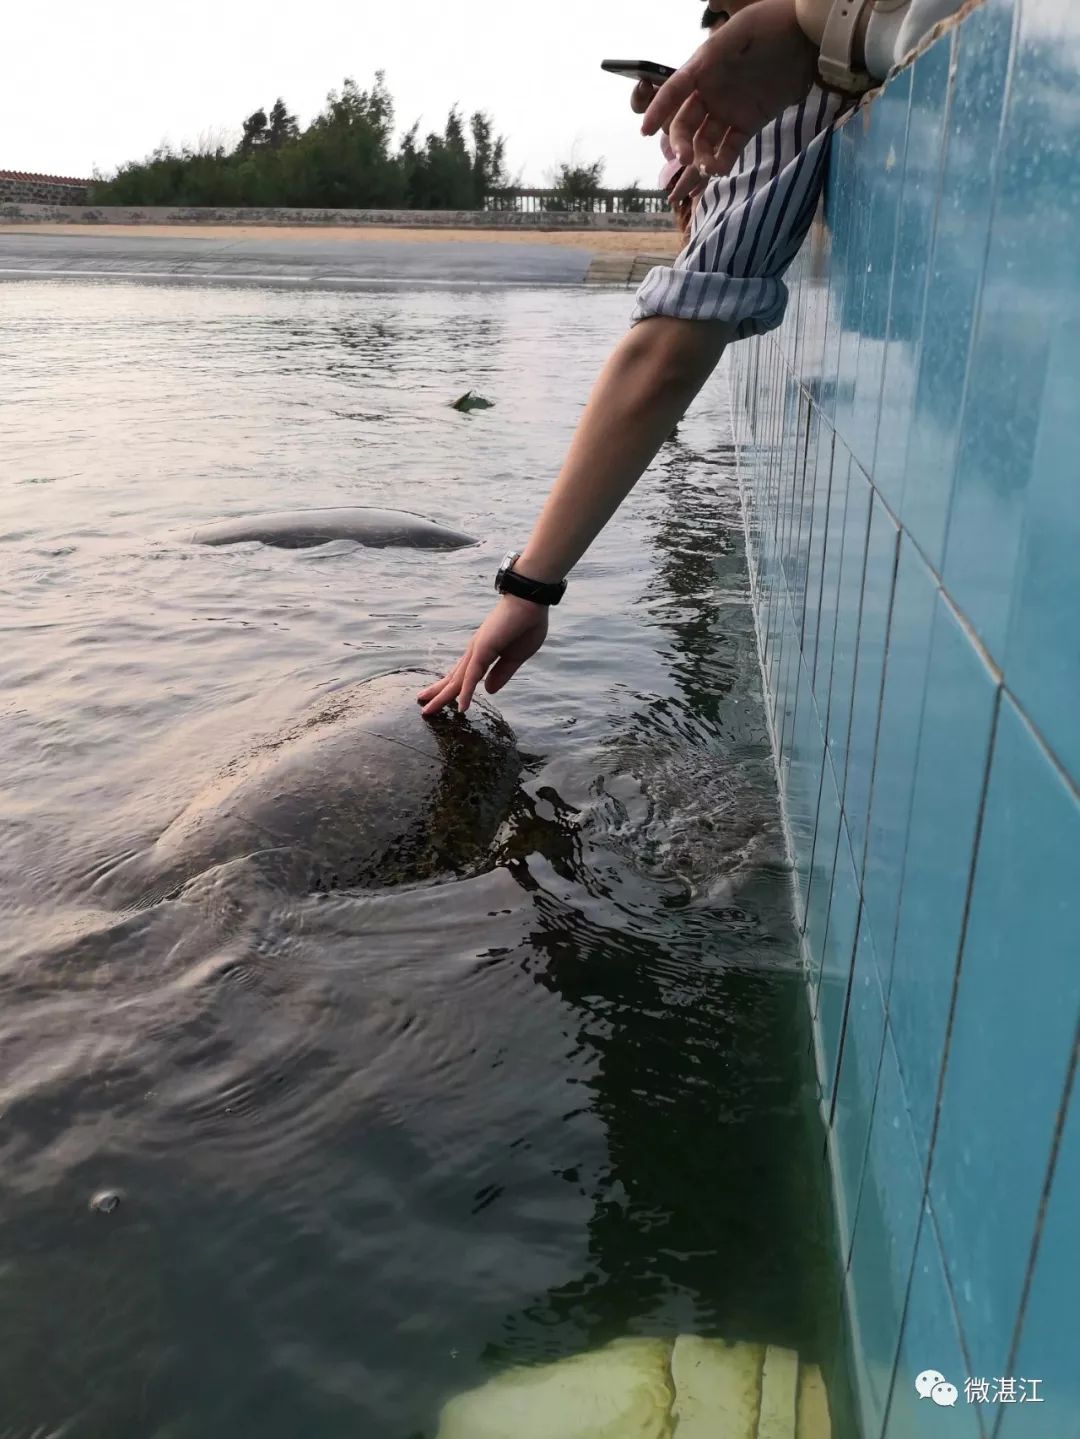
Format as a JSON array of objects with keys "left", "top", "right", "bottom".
[{"left": 495, "top": 551, "right": 520, "bottom": 592}]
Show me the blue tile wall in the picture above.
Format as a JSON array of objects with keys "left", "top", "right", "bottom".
[
  {"left": 929, "top": 696, "right": 1080, "bottom": 1386},
  {"left": 842, "top": 496, "right": 899, "bottom": 874},
  {"left": 816, "top": 827, "right": 861, "bottom": 1101},
  {"left": 847, "top": 67, "right": 912, "bottom": 477},
  {"left": 729, "top": 5, "right": 1080, "bottom": 1435},
  {"left": 887, "top": 598, "right": 998, "bottom": 1168},
  {"left": 999, "top": 1070, "right": 1080, "bottom": 1439},
  {"left": 846, "top": 1030, "right": 925, "bottom": 1439},
  {"left": 901, "top": 1, "right": 1015, "bottom": 572},
  {"left": 871, "top": 30, "right": 952, "bottom": 516},
  {"left": 1004, "top": 320, "right": 1080, "bottom": 787},
  {"left": 825, "top": 467, "right": 872, "bottom": 785},
  {"left": 884, "top": 1215, "right": 982, "bottom": 1439},
  {"left": 833, "top": 915, "right": 888, "bottom": 1263},
  {"left": 860, "top": 537, "right": 936, "bottom": 976},
  {"left": 814, "top": 453, "right": 853, "bottom": 708}
]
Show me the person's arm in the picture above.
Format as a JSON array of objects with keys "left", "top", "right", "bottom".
[
  {"left": 515, "top": 317, "right": 731, "bottom": 583},
  {"left": 646, "top": 0, "right": 910, "bottom": 198},
  {"left": 418, "top": 316, "right": 732, "bottom": 716},
  {"left": 794, "top": 0, "right": 835, "bottom": 47}
]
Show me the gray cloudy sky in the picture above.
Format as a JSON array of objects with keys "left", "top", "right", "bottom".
[{"left": 5, "top": 1, "right": 704, "bottom": 186}]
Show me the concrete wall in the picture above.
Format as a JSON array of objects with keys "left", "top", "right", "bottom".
[
  {"left": 729, "top": 3, "right": 1079, "bottom": 1436},
  {"left": 0, "top": 202, "right": 673, "bottom": 231}
]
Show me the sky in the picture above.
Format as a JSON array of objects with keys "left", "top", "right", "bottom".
[{"left": 4, "top": 1, "right": 707, "bottom": 188}]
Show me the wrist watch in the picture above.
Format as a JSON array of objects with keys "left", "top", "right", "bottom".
[
  {"left": 817, "top": 0, "right": 875, "bottom": 93},
  {"left": 494, "top": 551, "right": 567, "bottom": 606}
]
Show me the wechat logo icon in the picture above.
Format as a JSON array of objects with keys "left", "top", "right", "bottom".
[{"left": 916, "top": 1370, "right": 959, "bottom": 1407}]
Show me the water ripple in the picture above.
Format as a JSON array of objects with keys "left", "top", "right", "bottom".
[{"left": 0, "top": 281, "right": 824, "bottom": 1439}]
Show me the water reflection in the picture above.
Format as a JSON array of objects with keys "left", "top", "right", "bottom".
[{"left": 476, "top": 429, "right": 835, "bottom": 1409}]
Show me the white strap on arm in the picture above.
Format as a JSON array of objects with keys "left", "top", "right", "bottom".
[
  {"left": 818, "top": 0, "right": 914, "bottom": 90},
  {"left": 818, "top": 0, "right": 876, "bottom": 92}
]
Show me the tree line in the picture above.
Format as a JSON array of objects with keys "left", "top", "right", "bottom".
[
  {"left": 92, "top": 74, "right": 512, "bottom": 209},
  {"left": 90, "top": 72, "right": 628, "bottom": 211}
]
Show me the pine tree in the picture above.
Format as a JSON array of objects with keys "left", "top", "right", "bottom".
[
  {"left": 267, "top": 98, "right": 299, "bottom": 149},
  {"left": 240, "top": 108, "right": 269, "bottom": 153}
]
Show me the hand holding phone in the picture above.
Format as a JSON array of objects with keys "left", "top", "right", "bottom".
[{"left": 602, "top": 59, "right": 694, "bottom": 201}]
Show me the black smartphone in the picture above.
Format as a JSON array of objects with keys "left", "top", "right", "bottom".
[{"left": 600, "top": 59, "right": 677, "bottom": 84}]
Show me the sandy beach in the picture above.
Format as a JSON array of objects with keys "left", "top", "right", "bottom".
[{"left": 0, "top": 223, "right": 682, "bottom": 258}]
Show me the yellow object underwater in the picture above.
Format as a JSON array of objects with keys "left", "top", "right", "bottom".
[{"left": 436, "top": 1335, "right": 831, "bottom": 1439}]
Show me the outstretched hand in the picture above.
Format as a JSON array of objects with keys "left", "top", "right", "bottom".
[
  {"left": 641, "top": 0, "right": 817, "bottom": 191},
  {"left": 417, "top": 595, "right": 549, "bottom": 717}
]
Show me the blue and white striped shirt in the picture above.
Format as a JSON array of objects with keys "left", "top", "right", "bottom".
[{"left": 632, "top": 88, "right": 849, "bottom": 337}]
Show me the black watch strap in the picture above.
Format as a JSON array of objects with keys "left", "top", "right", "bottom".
[{"left": 495, "top": 551, "right": 567, "bottom": 606}]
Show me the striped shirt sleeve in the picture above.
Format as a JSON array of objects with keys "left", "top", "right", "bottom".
[{"left": 632, "top": 88, "right": 849, "bottom": 337}]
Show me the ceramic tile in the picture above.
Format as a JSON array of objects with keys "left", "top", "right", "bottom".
[
  {"left": 862, "top": 538, "right": 938, "bottom": 979},
  {"left": 816, "top": 827, "right": 861, "bottom": 1101},
  {"left": 996, "top": 0, "right": 1080, "bottom": 785},
  {"left": 888, "top": 598, "right": 999, "bottom": 1167},
  {"left": 998, "top": 1073, "right": 1080, "bottom": 1439},
  {"left": 930, "top": 697, "right": 1080, "bottom": 1382},
  {"left": 802, "top": 221, "right": 832, "bottom": 403},
  {"left": 790, "top": 255, "right": 808, "bottom": 381},
  {"left": 804, "top": 748, "right": 843, "bottom": 994},
  {"left": 819, "top": 129, "right": 857, "bottom": 425},
  {"left": 848, "top": 68, "right": 913, "bottom": 476},
  {"left": 901, "top": 1, "right": 1014, "bottom": 573},
  {"left": 832, "top": 916, "right": 887, "bottom": 1262},
  {"left": 780, "top": 389, "right": 811, "bottom": 594},
  {"left": 883, "top": 1214, "right": 982, "bottom": 1439},
  {"left": 801, "top": 419, "right": 836, "bottom": 672},
  {"left": 789, "top": 656, "right": 827, "bottom": 919},
  {"left": 776, "top": 598, "right": 801, "bottom": 767},
  {"left": 832, "top": 144, "right": 874, "bottom": 455},
  {"left": 874, "top": 33, "right": 953, "bottom": 516},
  {"left": 843, "top": 497, "right": 900, "bottom": 875},
  {"left": 825, "top": 466, "right": 872, "bottom": 787},
  {"left": 790, "top": 405, "right": 821, "bottom": 636},
  {"left": 813, "top": 449, "right": 852, "bottom": 711},
  {"left": 942, "top": 4, "right": 1068, "bottom": 659},
  {"left": 1005, "top": 321, "right": 1080, "bottom": 792},
  {"left": 781, "top": 627, "right": 805, "bottom": 768},
  {"left": 848, "top": 1029, "right": 925, "bottom": 1439}
]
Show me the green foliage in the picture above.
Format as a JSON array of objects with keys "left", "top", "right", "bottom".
[
  {"left": 267, "top": 99, "right": 299, "bottom": 149},
  {"left": 91, "top": 72, "right": 511, "bottom": 209},
  {"left": 619, "top": 182, "right": 646, "bottom": 214},
  {"left": 543, "top": 157, "right": 605, "bottom": 213},
  {"left": 240, "top": 109, "right": 269, "bottom": 153}
]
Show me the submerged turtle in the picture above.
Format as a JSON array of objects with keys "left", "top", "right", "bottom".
[{"left": 94, "top": 670, "right": 520, "bottom": 910}]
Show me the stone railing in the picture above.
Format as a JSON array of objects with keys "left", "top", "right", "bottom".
[{"left": 484, "top": 187, "right": 669, "bottom": 215}]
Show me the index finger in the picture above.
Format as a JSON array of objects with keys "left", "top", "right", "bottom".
[
  {"left": 641, "top": 65, "right": 698, "bottom": 137},
  {"left": 455, "top": 653, "right": 489, "bottom": 715}
]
